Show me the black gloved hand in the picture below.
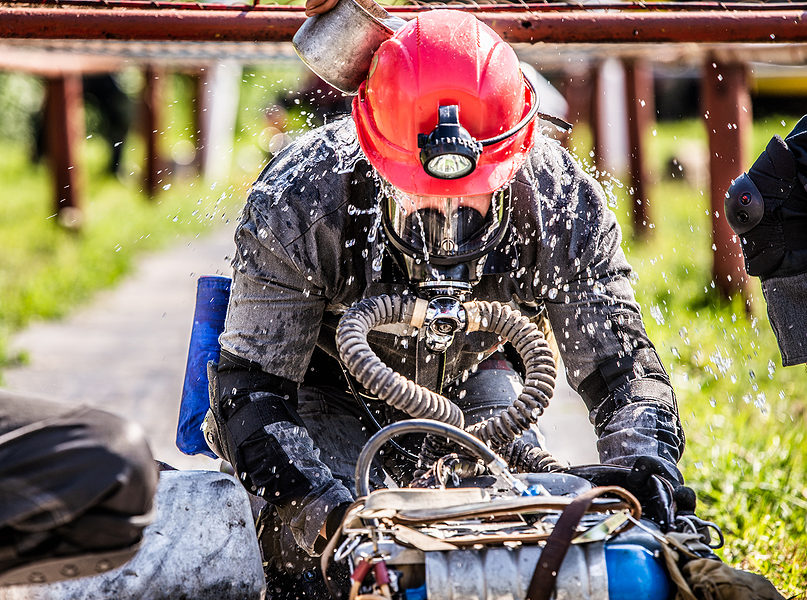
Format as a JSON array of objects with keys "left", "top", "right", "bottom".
[
  {"left": 625, "top": 456, "right": 686, "bottom": 530},
  {"left": 567, "top": 457, "right": 688, "bottom": 531},
  {"left": 725, "top": 115, "right": 807, "bottom": 279}
]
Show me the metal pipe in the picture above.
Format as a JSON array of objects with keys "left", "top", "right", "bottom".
[
  {"left": 2, "top": 6, "right": 807, "bottom": 43},
  {"left": 13, "top": 0, "right": 807, "bottom": 12},
  {"left": 0, "top": 7, "right": 304, "bottom": 42},
  {"left": 354, "top": 419, "right": 513, "bottom": 497}
]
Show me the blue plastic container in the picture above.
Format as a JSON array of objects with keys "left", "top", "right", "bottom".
[
  {"left": 176, "top": 275, "right": 232, "bottom": 457},
  {"left": 605, "top": 543, "right": 672, "bottom": 600}
]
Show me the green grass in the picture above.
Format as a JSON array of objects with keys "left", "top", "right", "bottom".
[
  {"left": 575, "top": 115, "right": 807, "bottom": 595},
  {"left": 0, "top": 139, "right": 247, "bottom": 370},
  {"left": 0, "top": 66, "right": 306, "bottom": 374}
]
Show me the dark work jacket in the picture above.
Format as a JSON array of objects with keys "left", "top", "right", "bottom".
[{"left": 218, "top": 118, "right": 684, "bottom": 555}]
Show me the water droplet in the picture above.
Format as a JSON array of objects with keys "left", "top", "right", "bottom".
[{"left": 649, "top": 304, "right": 665, "bottom": 325}]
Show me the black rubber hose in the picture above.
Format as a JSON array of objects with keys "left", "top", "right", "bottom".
[
  {"left": 355, "top": 419, "right": 509, "bottom": 497},
  {"left": 336, "top": 295, "right": 558, "bottom": 462},
  {"left": 463, "top": 301, "right": 557, "bottom": 448},
  {"left": 501, "top": 438, "right": 568, "bottom": 473},
  {"left": 336, "top": 294, "right": 465, "bottom": 428}
]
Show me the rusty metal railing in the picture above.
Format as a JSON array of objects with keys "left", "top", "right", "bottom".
[{"left": 1, "top": 4, "right": 807, "bottom": 44}]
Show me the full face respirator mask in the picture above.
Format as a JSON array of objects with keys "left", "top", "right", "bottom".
[{"left": 379, "top": 182, "right": 513, "bottom": 352}]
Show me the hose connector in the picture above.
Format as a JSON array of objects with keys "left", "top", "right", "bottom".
[{"left": 422, "top": 296, "right": 467, "bottom": 353}]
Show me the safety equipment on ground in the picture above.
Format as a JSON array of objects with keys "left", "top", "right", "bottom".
[
  {"left": 322, "top": 420, "right": 675, "bottom": 600},
  {"left": 725, "top": 115, "right": 807, "bottom": 279},
  {"left": 353, "top": 10, "right": 537, "bottom": 197},
  {"left": 661, "top": 532, "right": 785, "bottom": 600}
]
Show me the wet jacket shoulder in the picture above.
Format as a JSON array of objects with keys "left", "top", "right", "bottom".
[
  {"left": 238, "top": 119, "right": 364, "bottom": 296},
  {"left": 511, "top": 136, "right": 639, "bottom": 384},
  {"left": 519, "top": 135, "right": 630, "bottom": 300},
  {"left": 221, "top": 118, "right": 368, "bottom": 382}
]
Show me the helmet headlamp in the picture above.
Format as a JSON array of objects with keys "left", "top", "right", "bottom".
[
  {"left": 417, "top": 74, "right": 540, "bottom": 180},
  {"left": 417, "top": 105, "right": 482, "bottom": 180}
]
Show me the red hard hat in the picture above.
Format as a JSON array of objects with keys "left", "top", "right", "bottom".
[{"left": 352, "top": 10, "right": 536, "bottom": 197}]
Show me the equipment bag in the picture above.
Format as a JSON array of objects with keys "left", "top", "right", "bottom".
[
  {"left": 176, "top": 275, "right": 231, "bottom": 457},
  {"left": 661, "top": 532, "right": 785, "bottom": 600}
]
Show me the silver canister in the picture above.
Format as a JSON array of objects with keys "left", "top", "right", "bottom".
[{"left": 292, "top": 0, "right": 406, "bottom": 95}]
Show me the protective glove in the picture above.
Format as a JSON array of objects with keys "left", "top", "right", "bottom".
[
  {"left": 626, "top": 456, "right": 692, "bottom": 528},
  {"left": 567, "top": 457, "right": 687, "bottom": 531},
  {"left": 725, "top": 115, "right": 807, "bottom": 279}
]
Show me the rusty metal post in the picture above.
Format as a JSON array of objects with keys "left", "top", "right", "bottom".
[
  {"left": 192, "top": 69, "right": 206, "bottom": 175},
  {"left": 702, "top": 59, "right": 750, "bottom": 298},
  {"left": 559, "top": 64, "right": 591, "bottom": 151},
  {"left": 624, "top": 58, "right": 655, "bottom": 239},
  {"left": 45, "top": 73, "right": 84, "bottom": 228},
  {"left": 591, "top": 62, "right": 607, "bottom": 173},
  {"left": 142, "top": 65, "right": 164, "bottom": 198}
]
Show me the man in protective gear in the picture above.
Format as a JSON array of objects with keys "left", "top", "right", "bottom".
[{"left": 205, "top": 10, "right": 686, "bottom": 595}]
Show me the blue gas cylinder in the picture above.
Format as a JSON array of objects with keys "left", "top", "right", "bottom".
[
  {"left": 605, "top": 543, "right": 672, "bottom": 600},
  {"left": 176, "top": 275, "right": 231, "bottom": 457}
]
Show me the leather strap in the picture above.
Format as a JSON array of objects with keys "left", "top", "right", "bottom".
[{"left": 526, "top": 486, "right": 635, "bottom": 600}]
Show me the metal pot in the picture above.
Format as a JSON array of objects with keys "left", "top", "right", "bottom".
[{"left": 292, "top": 0, "right": 405, "bottom": 95}]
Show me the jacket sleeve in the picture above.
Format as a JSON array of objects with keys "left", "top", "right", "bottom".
[
  {"left": 753, "top": 117, "right": 807, "bottom": 366},
  {"left": 214, "top": 139, "right": 356, "bottom": 556},
  {"left": 761, "top": 274, "right": 807, "bottom": 366},
  {"left": 527, "top": 141, "right": 685, "bottom": 482}
]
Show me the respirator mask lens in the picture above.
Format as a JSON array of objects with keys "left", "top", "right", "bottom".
[{"left": 381, "top": 184, "right": 509, "bottom": 264}]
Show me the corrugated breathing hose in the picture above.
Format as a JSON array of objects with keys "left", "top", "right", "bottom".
[
  {"left": 463, "top": 301, "right": 556, "bottom": 448},
  {"left": 336, "top": 294, "right": 558, "bottom": 460},
  {"left": 336, "top": 294, "right": 465, "bottom": 428}
]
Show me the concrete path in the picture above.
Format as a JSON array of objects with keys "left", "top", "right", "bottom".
[
  {"left": 2, "top": 228, "right": 235, "bottom": 470},
  {"left": 2, "top": 227, "right": 598, "bottom": 470}
]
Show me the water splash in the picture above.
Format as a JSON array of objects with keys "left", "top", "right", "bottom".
[{"left": 649, "top": 304, "right": 665, "bottom": 325}]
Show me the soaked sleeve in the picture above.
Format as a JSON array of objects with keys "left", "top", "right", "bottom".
[
  {"left": 529, "top": 142, "right": 684, "bottom": 476},
  {"left": 531, "top": 145, "right": 648, "bottom": 388},
  {"left": 220, "top": 202, "right": 328, "bottom": 383},
  {"left": 219, "top": 123, "right": 359, "bottom": 382}
]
